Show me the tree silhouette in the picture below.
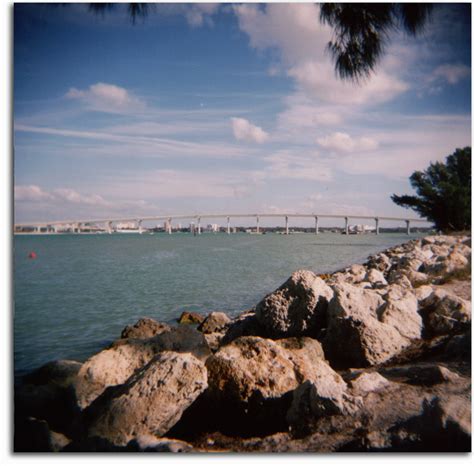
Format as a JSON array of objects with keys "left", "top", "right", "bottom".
[
  {"left": 319, "top": 3, "right": 433, "bottom": 80},
  {"left": 84, "top": 3, "right": 433, "bottom": 80},
  {"left": 391, "top": 148, "right": 471, "bottom": 232}
]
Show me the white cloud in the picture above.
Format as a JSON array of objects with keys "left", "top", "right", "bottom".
[
  {"left": 431, "top": 64, "right": 470, "bottom": 84},
  {"left": 234, "top": 4, "right": 409, "bottom": 107},
  {"left": 66, "top": 82, "right": 145, "bottom": 113},
  {"left": 288, "top": 61, "right": 409, "bottom": 106},
  {"left": 231, "top": 117, "right": 269, "bottom": 144},
  {"left": 317, "top": 132, "right": 379, "bottom": 153},
  {"left": 185, "top": 3, "right": 219, "bottom": 27},
  {"left": 15, "top": 185, "right": 53, "bottom": 202}
]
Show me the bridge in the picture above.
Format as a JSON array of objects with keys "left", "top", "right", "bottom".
[{"left": 14, "top": 213, "right": 432, "bottom": 235}]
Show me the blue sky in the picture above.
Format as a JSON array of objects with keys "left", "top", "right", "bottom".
[{"left": 14, "top": 3, "right": 471, "bottom": 227}]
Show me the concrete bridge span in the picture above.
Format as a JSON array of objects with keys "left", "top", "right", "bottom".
[{"left": 14, "top": 213, "right": 432, "bottom": 235}]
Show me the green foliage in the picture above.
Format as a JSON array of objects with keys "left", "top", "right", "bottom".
[
  {"left": 320, "top": 3, "right": 433, "bottom": 80},
  {"left": 391, "top": 147, "right": 471, "bottom": 231}
]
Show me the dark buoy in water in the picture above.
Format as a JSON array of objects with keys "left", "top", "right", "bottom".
[{"left": 28, "top": 252, "right": 37, "bottom": 259}]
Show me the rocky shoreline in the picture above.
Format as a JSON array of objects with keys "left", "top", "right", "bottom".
[{"left": 15, "top": 234, "right": 471, "bottom": 452}]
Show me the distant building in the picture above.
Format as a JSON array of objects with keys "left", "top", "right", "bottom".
[{"left": 206, "top": 223, "right": 219, "bottom": 232}]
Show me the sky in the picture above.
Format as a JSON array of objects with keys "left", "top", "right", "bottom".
[{"left": 13, "top": 2, "right": 472, "bottom": 227}]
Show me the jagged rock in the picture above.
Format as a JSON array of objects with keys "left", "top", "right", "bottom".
[
  {"left": 365, "top": 269, "right": 387, "bottom": 287},
  {"left": 206, "top": 336, "right": 325, "bottom": 404},
  {"left": 84, "top": 352, "right": 207, "bottom": 446},
  {"left": 221, "top": 310, "right": 266, "bottom": 344},
  {"left": 379, "top": 364, "right": 462, "bottom": 386},
  {"left": 366, "top": 253, "right": 391, "bottom": 272},
  {"left": 75, "top": 326, "right": 210, "bottom": 409},
  {"left": 22, "top": 360, "right": 82, "bottom": 388},
  {"left": 275, "top": 336, "right": 325, "bottom": 361},
  {"left": 413, "top": 285, "right": 434, "bottom": 302},
  {"left": 255, "top": 270, "right": 334, "bottom": 338},
  {"left": 323, "top": 283, "right": 410, "bottom": 367},
  {"left": 425, "top": 252, "right": 468, "bottom": 275},
  {"left": 198, "top": 312, "right": 231, "bottom": 334},
  {"left": 121, "top": 317, "right": 171, "bottom": 339},
  {"left": 178, "top": 311, "right": 204, "bottom": 324},
  {"left": 203, "top": 332, "right": 225, "bottom": 352},
  {"left": 349, "top": 372, "right": 390, "bottom": 395},
  {"left": 14, "top": 417, "right": 71, "bottom": 452},
  {"left": 127, "top": 435, "right": 193, "bottom": 452},
  {"left": 420, "top": 290, "right": 471, "bottom": 336},
  {"left": 287, "top": 373, "right": 361, "bottom": 428},
  {"left": 377, "top": 285, "right": 422, "bottom": 340},
  {"left": 347, "top": 264, "right": 367, "bottom": 283}
]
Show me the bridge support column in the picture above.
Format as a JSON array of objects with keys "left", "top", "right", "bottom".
[
  {"left": 227, "top": 217, "right": 230, "bottom": 234},
  {"left": 107, "top": 221, "right": 113, "bottom": 234},
  {"left": 315, "top": 216, "right": 319, "bottom": 235},
  {"left": 405, "top": 220, "right": 411, "bottom": 235},
  {"left": 285, "top": 216, "right": 289, "bottom": 235},
  {"left": 197, "top": 217, "right": 201, "bottom": 235},
  {"left": 167, "top": 218, "right": 172, "bottom": 234},
  {"left": 345, "top": 217, "right": 349, "bottom": 235},
  {"left": 138, "top": 220, "right": 143, "bottom": 234},
  {"left": 375, "top": 218, "right": 379, "bottom": 235},
  {"left": 256, "top": 216, "right": 260, "bottom": 234},
  {"left": 77, "top": 223, "right": 82, "bottom": 234}
]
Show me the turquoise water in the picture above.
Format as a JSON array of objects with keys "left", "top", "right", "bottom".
[{"left": 14, "top": 232, "right": 423, "bottom": 376}]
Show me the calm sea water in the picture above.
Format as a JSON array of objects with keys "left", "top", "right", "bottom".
[{"left": 14, "top": 232, "right": 423, "bottom": 376}]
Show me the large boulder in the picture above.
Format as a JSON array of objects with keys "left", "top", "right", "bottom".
[
  {"left": 206, "top": 336, "right": 326, "bottom": 404},
  {"left": 22, "top": 360, "right": 82, "bottom": 388},
  {"left": 377, "top": 285, "right": 422, "bottom": 340},
  {"left": 420, "top": 290, "right": 471, "bottom": 337},
  {"left": 15, "top": 360, "right": 82, "bottom": 436},
  {"left": 255, "top": 270, "right": 334, "bottom": 338},
  {"left": 286, "top": 368, "right": 361, "bottom": 427},
  {"left": 198, "top": 312, "right": 231, "bottom": 334},
  {"left": 348, "top": 372, "right": 390, "bottom": 396},
  {"left": 323, "top": 283, "right": 410, "bottom": 367},
  {"left": 121, "top": 317, "right": 170, "bottom": 339},
  {"left": 14, "top": 417, "right": 71, "bottom": 452},
  {"left": 75, "top": 326, "right": 210, "bottom": 409},
  {"left": 220, "top": 310, "right": 267, "bottom": 344},
  {"left": 84, "top": 352, "right": 208, "bottom": 446}
]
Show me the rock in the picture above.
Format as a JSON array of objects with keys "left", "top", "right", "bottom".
[
  {"left": 75, "top": 326, "right": 210, "bottom": 409},
  {"left": 420, "top": 291, "right": 471, "bottom": 336},
  {"left": 425, "top": 252, "right": 468, "bottom": 275},
  {"left": 22, "top": 360, "right": 82, "bottom": 388},
  {"left": 323, "top": 283, "right": 410, "bottom": 367},
  {"left": 287, "top": 373, "right": 361, "bottom": 428},
  {"left": 84, "top": 352, "right": 208, "bottom": 446},
  {"left": 366, "top": 253, "right": 391, "bottom": 272},
  {"left": 349, "top": 372, "right": 390, "bottom": 395},
  {"left": 198, "top": 312, "right": 231, "bottom": 334},
  {"left": 221, "top": 310, "right": 267, "bottom": 344},
  {"left": 413, "top": 285, "right": 433, "bottom": 302},
  {"left": 127, "top": 435, "right": 193, "bottom": 452},
  {"left": 365, "top": 269, "right": 387, "bottom": 287},
  {"left": 379, "top": 364, "right": 462, "bottom": 386},
  {"left": 203, "top": 332, "right": 225, "bottom": 352},
  {"left": 121, "top": 317, "right": 171, "bottom": 339},
  {"left": 178, "top": 311, "right": 204, "bottom": 325},
  {"left": 377, "top": 285, "right": 422, "bottom": 340},
  {"left": 206, "top": 336, "right": 326, "bottom": 404},
  {"left": 275, "top": 336, "right": 325, "bottom": 361},
  {"left": 255, "top": 270, "right": 334, "bottom": 338},
  {"left": 14, "top": 417, "right": 71, "bottom": 452},
  {"left": 347, "top": 264, "right": 367, "bottom": 283}
]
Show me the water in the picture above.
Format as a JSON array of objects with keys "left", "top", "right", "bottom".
[{"left": 14, "top": 232, "right": 423, "bottom": 376}]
